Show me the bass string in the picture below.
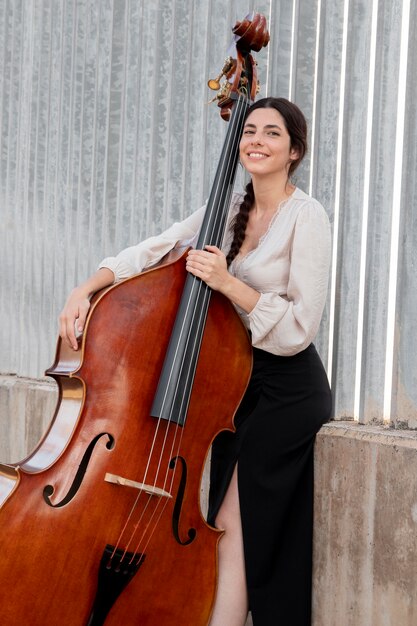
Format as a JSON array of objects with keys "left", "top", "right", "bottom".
[
  {"left": 110, "top": 92, "right": 250, "bottom": 565},
  {"left": 109, "top": 407, "right": 178, "bottom": 562},
  {"left": 129, "top": 417, "right": 188, "bottom": 564},
  {"left": 112, "top": 400, "right": 188, "bottom": 565},
  {"left": 112, "top": 420, "right": 182, "bottom": 566}
]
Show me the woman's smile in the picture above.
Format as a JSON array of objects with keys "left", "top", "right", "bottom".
[{"left": 247, "top": 151, "right": 269, "bottom": 159}]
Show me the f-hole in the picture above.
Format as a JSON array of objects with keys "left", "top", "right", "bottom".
[
  {"left": 170, "top": 455, "right": 197, "bottom": 546},
  {"left": 43, "top": 432, "right": 115, "bottom": 508}
]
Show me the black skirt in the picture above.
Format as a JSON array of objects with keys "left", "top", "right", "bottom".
[{"left": 208, "top": 344, "right": 332, "bottom": 626}]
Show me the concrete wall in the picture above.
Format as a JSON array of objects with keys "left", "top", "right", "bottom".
[
  {"left": 314, "top": 423, "right": 417, "bottom": 625},
  {"left": 0, "top": 375, "right": 57, "bottom": 464}
]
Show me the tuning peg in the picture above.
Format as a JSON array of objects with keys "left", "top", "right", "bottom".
[
  {"left": 208, "top": 74, "right": 222, "bottom": 91},
  {"left": 207, "top": 57, "right": 234, "bottom": 91}
]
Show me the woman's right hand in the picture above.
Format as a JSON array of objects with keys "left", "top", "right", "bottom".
[
  {"left": 59, "top": 286, "right": 91, "bottom": 350},
  {"left": 58, "top": 267, "right": 116, "bottom": 350}
]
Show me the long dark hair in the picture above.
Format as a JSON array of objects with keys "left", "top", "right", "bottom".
[{"left": 226, "top": 97, "right": 308, "bottom": 266}]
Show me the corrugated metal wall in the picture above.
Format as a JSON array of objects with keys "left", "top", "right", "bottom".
[{"left": 1, "top": 0, "right": 416, "bottom": 426}]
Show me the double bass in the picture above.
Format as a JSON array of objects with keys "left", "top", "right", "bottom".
[{"left": 0, "top": 13, "right": 269, "bottom": 625}]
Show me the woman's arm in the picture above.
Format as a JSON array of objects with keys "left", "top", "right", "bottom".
[
  {"left": 98, "top": 205, "right": 207, "bottom": 282},
  {"left": 59, "top": 204, "right": 208, "bottom": 350},
  {"left": 247, "top": 202, "right": 331, "bottom": 355}
]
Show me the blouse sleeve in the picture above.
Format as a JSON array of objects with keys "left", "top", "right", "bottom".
[
  {"left": 98, "top": 204, "right": 207, "bottom": 281},
  {"left": 247, "top": 201, "right": 331, "bottom": 356}
]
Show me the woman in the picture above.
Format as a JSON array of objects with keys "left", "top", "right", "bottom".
[{"left": 60, "top": 97, "right": 332, "bottom": 625}]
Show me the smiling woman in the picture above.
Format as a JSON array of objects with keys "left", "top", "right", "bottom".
[
  {"left": 202, "top": 98, "right": 331, "bottom": 626},
  {"left": 59, "top": 97, "right": 331, "bottom": 626}
]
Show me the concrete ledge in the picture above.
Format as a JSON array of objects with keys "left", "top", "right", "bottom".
[
  {"left": 0, "top": 374, "right": 57, "bottom": 464},
  {"left": 313, "top": 422, "right": 417, "bottom": 626}
]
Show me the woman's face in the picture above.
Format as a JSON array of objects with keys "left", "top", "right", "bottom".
[{"left": 239, "top": 107, "right": 298, "bottom": 179}]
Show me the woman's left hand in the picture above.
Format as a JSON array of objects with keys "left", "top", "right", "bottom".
[{"left": 186, "top": 245, "right": 230, "bottom": 292}]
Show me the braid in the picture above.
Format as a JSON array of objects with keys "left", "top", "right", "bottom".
[{"left": 226, "top": 181, "right": 254, "bottom": 266}]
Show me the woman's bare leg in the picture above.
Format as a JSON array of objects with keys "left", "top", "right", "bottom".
[{"left": 209, "top": 465, "right": 248, "bottom": 626}]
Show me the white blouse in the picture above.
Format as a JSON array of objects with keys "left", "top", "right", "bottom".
[{"left": 99, "top": 187, "right": 331, "bottom": 356}]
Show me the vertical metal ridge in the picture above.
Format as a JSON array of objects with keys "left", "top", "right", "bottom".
[
  {"left": 201, "top": 0, "right": 213, "bottom": 202},
  {"left": 2, "top": 1, "right": 14, "bottom": 369},
  {"left": 63, "top": 0, "right": 78, "bottom": 289},
  {"left": 327, "top": 0, "right": 350, "bottom": 389},
  {"left": 113, "top": 0, "right": 129, "bottom": 249},
  {"left": 47, "top": 0, "right": 66, "bottom": 347},
  {"left": 0, "top": 1, "right": 6, "bottom": 162},
  {"left": 308, "top": 0, "right": 322, "bottom": 196},
  {"left": 383, "top": 0, "right": 412, "bottom": 422},
  {"left": 128, "top": 0, "right": 143, "bottom": 239},
  {"left": 0, "top": 0, "right": 6, "bottom": 367},
  {"left": 161, "top": 0, "right": 175, "bottom": 227},
  {"left": 17, "top": 0, "right": 29, "bottom": 373},
  {"left": 30, "top": 0, "right": 46, "bottom": 375},
  {"left": 264, "top": 0, "right": 273, "bottom": 96},
  {"left": 10, "top": 1, "right": 25, "bottom": 373},
  {"left": 100, "top": 0, "right": 115, "bottom": 255},
  {"left": 74, "top": 0, "right": 91, "bottom": 284},
  {"left": 178, "top": 0, "right": 196, "bottom": 220},
  {"left": 146, "top": 1, "right": 162, "bottom": 235},
  {"left": 288, "top": 0, "right": 299, "bottom": 101},
  {"left": 354, "top": 0, "right": 379, "bottom": 421},
  {"left": 86, "top": 2, "right": 101, "bottom": 265}
]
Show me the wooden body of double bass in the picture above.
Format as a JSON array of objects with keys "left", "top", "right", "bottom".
[{"left": 0, "top": 251, "right": 252, "bottom": 625}]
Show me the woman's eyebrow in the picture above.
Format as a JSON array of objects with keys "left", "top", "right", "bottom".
[{"left": 243, "top": 123, "right": 282, "bottom": 130}]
